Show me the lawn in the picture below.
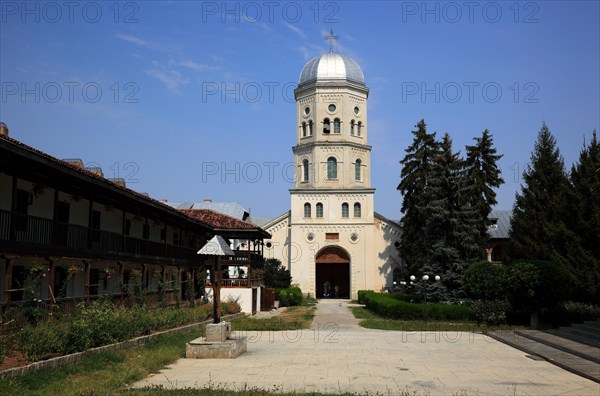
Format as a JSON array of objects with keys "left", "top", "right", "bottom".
[
  {"left": 353, "top": 307, "right": 525, "bottom": 332},
  {"left": 231, "top": 299, "right": 317, "bottom": 331}
]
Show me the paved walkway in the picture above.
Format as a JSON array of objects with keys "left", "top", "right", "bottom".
[{"left": 133, "top": 300, "right": 600, "bottom": 395}]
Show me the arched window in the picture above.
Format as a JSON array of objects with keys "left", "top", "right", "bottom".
[
  {"left": 303, "top": 159, "right": 309, "bottom": 182},
  {"left": 316, "top": 203, "right": 323, "bottom": 218},
  {"left": 350, "top": 120, "right": 355, "bottom": 135},
  {"left": 357, "top": 121, "right": 363, "bottom": 137},
  {"left": 355, "top": 159, "right": 362, "bottom": 181},
  {"left": 354, "top": 202, "right": 361, "bottom": 218},
  {"left": 308, "top": 120, "right": 313, "bottom": 135},
  {"left": 327, "top": 157, "right": 337, "bottom": 179},
  {"left": 301, "top": 122, "right": 307, "bottom": 137},
  {"left": 333, "top": 118, "right": 341, "bottom": 133},
  {"left": 304, "top": 203, "right": 311, "bottom": 218},
  {"left": 342, "top": 203, "right": 349, "bottom": 218},
  {"left": 323, "top": 118, "right": 330, "bottom": 134}
]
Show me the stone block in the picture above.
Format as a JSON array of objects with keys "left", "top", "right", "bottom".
[
  {"left": 205, "top": 321, "right": 231, "bottom": 342},
  {"left": 186, "top": 336, "right": 247, "bottom": 359}
]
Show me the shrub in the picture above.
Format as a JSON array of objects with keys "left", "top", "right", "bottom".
[
  {"left": 469, "top": 299, "right": 510, "bottom": 325},
  {"left": 276, "top": 287, "right": 303, "bottom": 307},
  {"left": 463, "top": 260, "right": 507, "bottom": 300},
  {"left": 542, "top": 301, "right": 600, "bottom": 327},
  {"left": 263, "top": 258, "right": 292, "bottom": 288},
  {"left": 360, "top": 291, "right": 470, "bottom": 321}
]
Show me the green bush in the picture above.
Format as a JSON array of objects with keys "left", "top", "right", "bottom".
[
  {"left": 463, "top": 260, "right": 507, "bottom": 300},
  {"left": 469, "top": 299, "right": 510, "bottom": 325},
  {"left": 16, "top": 300, "right": 241, "bottom": 362},
  {"left": 542, "top": 301, "right": 600, "bottom": 327},
  {"left": 276, "top": 287, "right": 303, "bottom": 307},
  {"left": 360, "top": 291, "right": 470, "bottom": 321}
]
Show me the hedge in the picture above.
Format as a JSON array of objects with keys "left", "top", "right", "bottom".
[{"left": 357, "top": 290, "right": 470, "bottom": 321}]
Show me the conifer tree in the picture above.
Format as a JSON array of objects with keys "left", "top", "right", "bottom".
[
  {"left": 398, "top": 119, "right": 441, "bottom": 275},
  {"left": 508, "top": 123, "right": 570, "bottom": 263},
  {"left": 422, "top": 134, "right": 479, "bottom": 299},
  {"left": 464, "top": 130, "right": 504, "bottom": 251},
  {"left": 567, "top": 130, "right": 600, "bottom": 301}
]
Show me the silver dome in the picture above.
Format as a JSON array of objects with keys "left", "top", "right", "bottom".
[{"left": 298, "top": 53, "right": 365, "bottom": 86}]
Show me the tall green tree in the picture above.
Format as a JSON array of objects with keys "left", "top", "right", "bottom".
[
  {"left": 567, "top": 130, "right": 600, "bottom": 301},
  {"left": 398, "top": 119, "right": 441, "bottom": 275},
  {"left": 508, "top": 123, "right": 570, "bottom": 263},
  {"left": 422, "top": 134, "right": 480, "bottom": 299},
  {"left": 464, "top": 129, "right": 504, "bottom": 251}
]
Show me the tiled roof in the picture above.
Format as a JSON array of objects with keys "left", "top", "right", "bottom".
[
  {"left": 488, "top": 210, "right": 512, "bottom": 239},
  {"left": 166, "top": 201, "right": 249, "bottom": 220},
  {"left": 179, "top": 209, "right": 259, "bottom": 230}
]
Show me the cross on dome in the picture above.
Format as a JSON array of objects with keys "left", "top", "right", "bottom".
[{"left": 324, "top": 28, "right": 339, "bottom": 53}]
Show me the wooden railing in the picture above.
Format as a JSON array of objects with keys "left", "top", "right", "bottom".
[
  {"left": 210, "top": 278, "right": 264, "bottom": 288},
  {"left": 0, "top": 210, "right": 197, "bottom": 261}
]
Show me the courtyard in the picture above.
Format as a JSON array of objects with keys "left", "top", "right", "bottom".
[{"left": 133, "top": 300, "right": 599, "bottom": 395}]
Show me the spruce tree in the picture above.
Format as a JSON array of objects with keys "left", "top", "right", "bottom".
[
  {"left": 567, "top": 130, "right": 600, "bottom": 301},
  {"left": 398, "top": 119, "right": 440, "bottom": 275},
  {"left": 422, "top": 134, "right": 479, "bottom": 299},
  {"left": 464, "top": 130, "right": 504, "bottom": 251},
  {"left": 508, "top": 123, "right": 570, "bottom": 263}
]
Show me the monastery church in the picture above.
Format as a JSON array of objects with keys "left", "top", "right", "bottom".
[{"left": 262, "top": 37, "right": 402, "bottom": 299}]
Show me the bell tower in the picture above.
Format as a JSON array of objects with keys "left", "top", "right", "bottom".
[{"left": 290, "top": 33, "right": 375, "bottom": 228}]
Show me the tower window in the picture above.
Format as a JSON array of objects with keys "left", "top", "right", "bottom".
[
  {"left": 334, "top": 118, "right": 341, "bottom": 133},
  {"left": 357, "top": 121, "right": 363, "bottom": 137},
  {"left": 350, "top": 120, "right": 355, "bottom": 135},
  {"left": 316, "top": 203, "right": 323, "bottom": 218},
  {"left": 355, "top": 159, "right": 362, "bottom": 181},
  {"left": 308, "top": 120, "right": 313, "bottom": 135},
  {"left": 354, "top": 202, "right": 361, "bottom": 218},
  {"left": 304, "top": 203, "right": 311, "bottom": 218},
  {"left": 342, "top": 203, "right": 349, "bottom": 218},
  {"left": 323, "top": 118, "right": 330, "bottom": 134},
  {"left": 302, "top": 122, "right": 307, "bottom": 137},
  {"left": 327, "top": 157, "right": 337, "bottom": 179},
  {"left": 303, "top": 159, "right": 309, "bottom": 182}
]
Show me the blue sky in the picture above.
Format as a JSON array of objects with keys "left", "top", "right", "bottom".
[{"left": 1, "top": 1, "right": 599, "bottom": 220}]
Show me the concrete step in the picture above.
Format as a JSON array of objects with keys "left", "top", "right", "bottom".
[
  {"left": 548, "top": 328, "right": 600, "bottom": 348},
  {"left": 515, "top": 330, "right": 600, "bottom": 364},
  {"left": 582, "top": 320, "right": 600, "bottom": 330},
  {"left": 563, "top": 325, "right": 600, "bottom": 339},
  {"left": 486, "top": 330, "right": 600, "bottom": 384}
]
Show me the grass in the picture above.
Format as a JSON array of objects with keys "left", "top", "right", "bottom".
[
  {"left": 231, "top": 304, "right": 316, "bottom": 331},
  {"left": 353, "top": 307, "right": 525, "bottom": 332},
  {"left": 0, "top": 328, "right": 203, "bottom": 396}
]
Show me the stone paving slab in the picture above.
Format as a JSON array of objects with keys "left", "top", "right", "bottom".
[{"left": 133, "top": 300, "right": 600, "bottom": 395}]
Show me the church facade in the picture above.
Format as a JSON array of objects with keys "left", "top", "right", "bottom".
[{"left": 262, "top": 50, "right": 402, "bottom": 299}]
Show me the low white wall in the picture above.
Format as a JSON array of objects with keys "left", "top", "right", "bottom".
[{"left": 204, "top": 287, "right": 261, "bottom": 314}]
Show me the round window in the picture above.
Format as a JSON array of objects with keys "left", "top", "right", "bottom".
[
  {"left": 266, "top": 242, "right": 272, "bottom": 248},
  {"left": 350, "top": 233, "right": 359, "bottom": 242},
  {"left": 304, "top": 106, "right": 310, "bottom": 116},
  {"left": 354, "top": 106, "right": 360, "bottom": 115},
  {"left": 328, "top": 104, "right": 337, "bottom": 112}
]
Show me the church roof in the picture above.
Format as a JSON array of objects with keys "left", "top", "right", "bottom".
[
  {"left": 488, "top": 210, "right": 512, "bottom": 239},
  {"left": 298, "top": 53, "right": 365, "bottom": 86}
]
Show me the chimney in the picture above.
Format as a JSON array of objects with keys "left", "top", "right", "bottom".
[
  {"left": 0, "top": 122, "right": 8, "bottom": 137},
  {"left": 63, "top": 158, "right": 84, "bottom": 169},
  {"left": 108, "top": 178, "right": 126, "bottom": 188}
]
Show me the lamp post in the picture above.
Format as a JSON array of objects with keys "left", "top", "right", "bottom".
[{"left": 408, "top": 274, "right": 441, "bottom": 303}]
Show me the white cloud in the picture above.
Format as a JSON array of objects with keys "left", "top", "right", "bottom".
[
  {"left": 115, "top": 33, "right": 150, "bottom": 47},
  {"left": 144, "top": 61, "right": 189, "bottom": 94},
  {"left": 284, "top": 22, "right": 306, "bottom": 39},
  {"left": 176, "top": 60, "right": 220, "bottom": 73}
]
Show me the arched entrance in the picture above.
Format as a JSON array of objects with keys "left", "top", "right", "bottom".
[{"left": 315, "top": 246, "right": 350, "bottom": 298}]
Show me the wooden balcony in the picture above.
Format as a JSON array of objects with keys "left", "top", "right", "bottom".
[{"left": 0, "top": 209, "right": 198, "bottom": 264}]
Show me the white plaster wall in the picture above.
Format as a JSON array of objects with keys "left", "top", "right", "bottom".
[
  {"left": 204, "top": 287, "right": 261, "bottom": 314},
  {"left": 16, "top": 179, "right": 54, "bottom": 219},
  {"left": 70, "top": 198, "right": 89, "bottom": 226}
]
